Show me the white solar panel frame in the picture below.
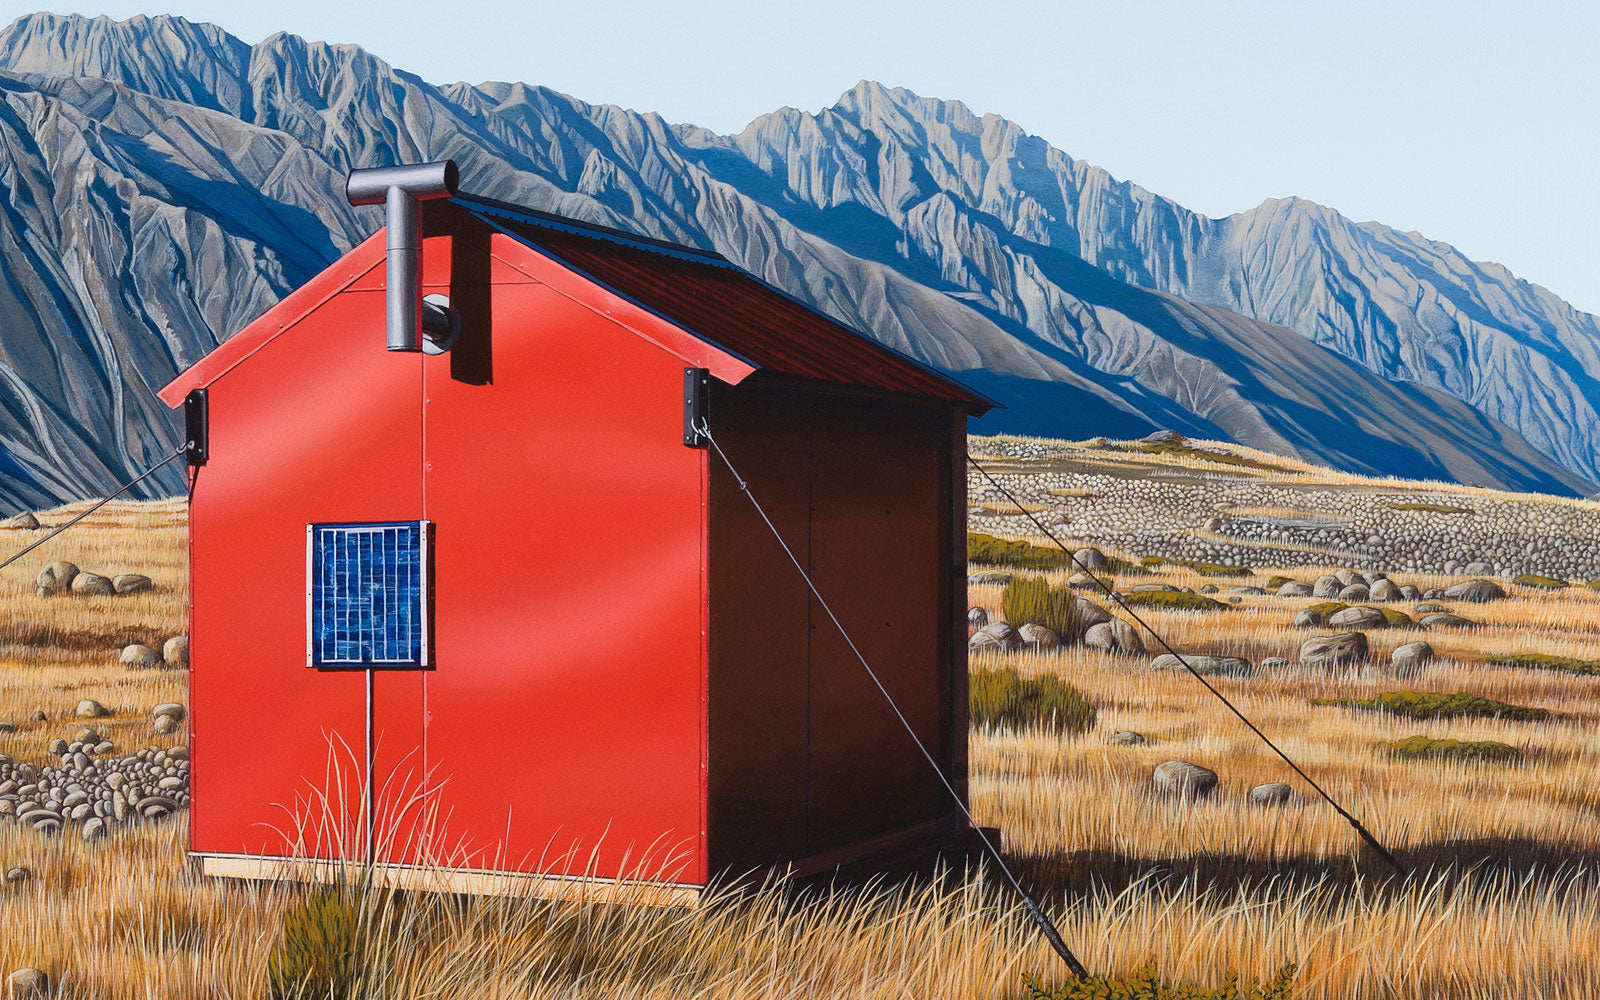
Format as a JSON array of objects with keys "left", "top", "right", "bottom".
[{"left": 305, "top": 520, "right": 430, "bottom": 669}]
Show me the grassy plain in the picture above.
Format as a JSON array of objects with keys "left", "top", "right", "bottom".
[{"left": 2, "top": 440, "right": 1599, "bottom": 997}]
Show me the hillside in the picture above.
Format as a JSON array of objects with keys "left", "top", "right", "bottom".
[{"left": 0, "top": 12, "right": 1595, "bottom": 512}]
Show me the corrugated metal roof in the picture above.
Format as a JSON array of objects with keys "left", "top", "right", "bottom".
[{"left": 455, "top": 195, "right": 995, "bottom": 413}]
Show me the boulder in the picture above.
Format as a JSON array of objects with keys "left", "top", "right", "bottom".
[
  {"left": 969, "top": 623, "right": 1023, "bottom": 653},
  {"left": 35, "top": 561, "right": 78, "bottom": 592},
  {"left": 1443, "top": 579, "right": 1505, "bottom": 603},
  {"left": 1463, "top": 561, "right": 1495, "bottom": 575},
  {"left": 163, "top": 635, "right": 189, "bottom": 669},
  {"left": 1083, "top": 620, "right": 1145, "bottom": 655},
  {"left": 1018, "top": 623, "right": 1062, "bottom": 650},
  {"left": 1067, "top": 573, "right": 1104, "bottom": 589},
  {"left": 1073, "top": 547, "right": 1109, "bottom": 570},
  {"left": 71, "top": 572, "right": 115, "bottom": 596},
  {"left": 1422, "top": 588, "right": 1444, "bottom": 600},
  {"left": 1131, "top": 583, "right": 1179, "bottom": 593},
  {"left": 1152, "top": 760, "right": 1218, "bottom": 800},
  {"left": 1276, "top": 582, "right": 1314, "bottom": 597},
  {"left": 1228, "top": 585, "right": 1265, "bottom": 595},
  {"left": 1073, "top": 597, "right": 1113, "bottom": 628},
  {"left": 1369, "top": 579, "right": 1402, "bottom": 602},
  {"left": 1312, "top": 575, "right": 1343, "bottom": 598},
  {"left": 1260, "top": 657, "right": 1292, "bottom": 669},
  {"left": 1391, "top": 641, "right": 1435, "bottom": 674},
  {"left": 152, "top": 703, "right": 186, "bottom": 723},
  {"left": 1327, "top": 606, "right": 1387, "bottom": 628},
  {"left": 1200, "top": 584, "right": 1220, "bottom": 594},
  {"left": 6, "top": 968, "right": 48, "bottom": 999},
  {"left": 1142, "top": 430, "right": 1185, "bottom": 444},
  {"left": 967, "top": 571, "right": 1013, "bottom": 586},
  {"left": 74, "top": 699, "right": 110, "bottom": 718},
  {"left": 1299, "top": 631, "right": 1368, "bottom": 668},
  {"left": 1248, "top": 782, "right": 1294, "bottom": 806},
  {"left": 0, "top": 512, "right": 39, "bottom": 529},
  {"left": 120, "top": 644, "right": 162, "bottom": 669},
  {"left": 1334, "top": 570, "right": 1366, "bottom": 587},
  {"left": 1399, "top": 586, "right": 1423, "bottom": 601},
  {"left": 1107, "top": 731, "right": 1146, "bottom": 746},
  {"left": 112, "top": 573, "right": 153, "bottom": 594},
  {"left": 1336, "top": 584, "right": 1370, "bottom": 602},
  {"left": 1415, "top": 603, "right": 1452, "bottom": 614},
  {"left": 967, "top": 607, "right": 989, "bottom": 628},
  {"left": 154, "top": 715, "right": 179, "bottom": 735},
  {"left": 1150, "top": 653, "right": 1254, "bottom": 677},
  {"left": 1421, "top": 613, "right": 1475, "bottom": 627}
]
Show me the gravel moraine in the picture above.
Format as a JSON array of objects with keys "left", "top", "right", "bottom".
[
  {"left": 970, "top": 436, "right": 1600, "bottom": 579},
  {"left": 0, "top": 742, "right": 188, "bottom": 841}
]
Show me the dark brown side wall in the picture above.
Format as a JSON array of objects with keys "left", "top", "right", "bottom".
[{"left": 706, "top": 376, "right": 961, "bottom": 873}]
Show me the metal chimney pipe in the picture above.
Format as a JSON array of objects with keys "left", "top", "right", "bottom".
[{"left": 345, "top": 160, "right": 459, "bottom": 352}]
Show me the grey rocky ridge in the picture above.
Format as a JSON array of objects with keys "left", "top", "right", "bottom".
[{"left": 0, "top": 12, "right": 1597, "bottom": 511}]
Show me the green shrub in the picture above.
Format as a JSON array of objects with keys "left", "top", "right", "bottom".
[
  {"left": 1387, "top": 735, "right": 1521, "bottom": 763},
  {"left": 268, "top": 887, "right": 367, "bottom": 1000},
  {"left": 970, "top": 667, "right": 1095, "bottom": 734},
  {"left": 1024, "top": 960, "right": 1297, "bottom": 1000},
  {"left": 968, "top": 533, "right": 1075, "bottom": 571},
  {"left": 1265, "top": 575, "right": 1296, "bottom": 591},
  {"left": 1312, "top": 690, "right": 1550, "bottom": 722},
  {"left": 1379, "top": 608, "right": 1416, "bottom": 627},
  {"left": 1297, "top": 601, "right": 1347, "bottom": 626},
  {"left": 1002, "top": 576, "right": 1088, "bottom": 639},
  {"left": 1123, "top": 590, "right": 1229, "bottom": 612},
  {"left": 1387, "top": 502, "right": 1473, "bottom": 515},
  {"left": 1487, "top": 653, "right": 1600, "bottom": 676},
  {"left": 1109, "top": 439, "right": 1287, "bottom": 473},
  {"left": 1512, "top": 573, "right": 1567, "bottom": 589},
  {"left": 1137, "top": 555, "right": 1249, "bottom": 578}
]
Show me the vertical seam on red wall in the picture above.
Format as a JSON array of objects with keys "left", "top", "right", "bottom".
[
  {"left": 187, "top": 462, "right": 197, "bottom": 858},
  {"left": 420, "top": 325, "right": 430, "bottom": 862},
  {"left": 698, "top": 437, "right": 710, "bottom": 884}
]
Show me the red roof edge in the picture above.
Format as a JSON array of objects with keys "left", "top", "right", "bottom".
[
  {"left": 455, "top": 195, "right": 999, "bottom": 414},
  {"left": 157, "top": 230, "right": 388, "bottom": 407}
]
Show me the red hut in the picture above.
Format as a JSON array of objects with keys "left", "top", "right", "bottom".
[{"left": 157, "top": 161, "right": 995, "bottom": 900}]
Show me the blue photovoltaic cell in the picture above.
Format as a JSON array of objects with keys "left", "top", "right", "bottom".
[{"left": 311, "top": 522, "right": 424, "bottom": 666}]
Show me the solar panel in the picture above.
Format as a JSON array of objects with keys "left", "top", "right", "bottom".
[{"left": 306, "top": 521, "right": 429, "bottom": 668}]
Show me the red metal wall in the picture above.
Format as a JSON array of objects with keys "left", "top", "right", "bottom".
[
  {"left": 418, "top": 233, "right": 707, "bottom": 884},
  {"left": 191, "top": 230, "right": 707, "bottom": 883},
  {"left": 189, "top": 282, "right": 424, "bottom": 861},
  {"left": 706, "top": 378, "right": 959, "bottom": 873}
]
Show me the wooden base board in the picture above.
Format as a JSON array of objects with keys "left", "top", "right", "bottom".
[
  {"left": 194, "top": 852, "right": 704, "bottom": 907},
  {"left": 196, "top": 819, "right": 994, "bottom": 906}
]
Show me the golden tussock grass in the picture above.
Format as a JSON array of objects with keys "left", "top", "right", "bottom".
[{"left": 3, "top": 480, "right": 1600, "bottom": 997}]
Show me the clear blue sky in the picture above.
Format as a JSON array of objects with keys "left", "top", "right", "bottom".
[{"left": 9, "top": 0, "right": 1600, "bottom": 313}]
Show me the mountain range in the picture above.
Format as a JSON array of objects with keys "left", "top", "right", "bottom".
[{"left": 0, "top": 11, "right": 1595, "bottom": 513}]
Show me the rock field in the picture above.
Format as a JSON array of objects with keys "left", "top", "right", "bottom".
[{"left": 970, "top": 435, "right": 1600, "bottom": 579}]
